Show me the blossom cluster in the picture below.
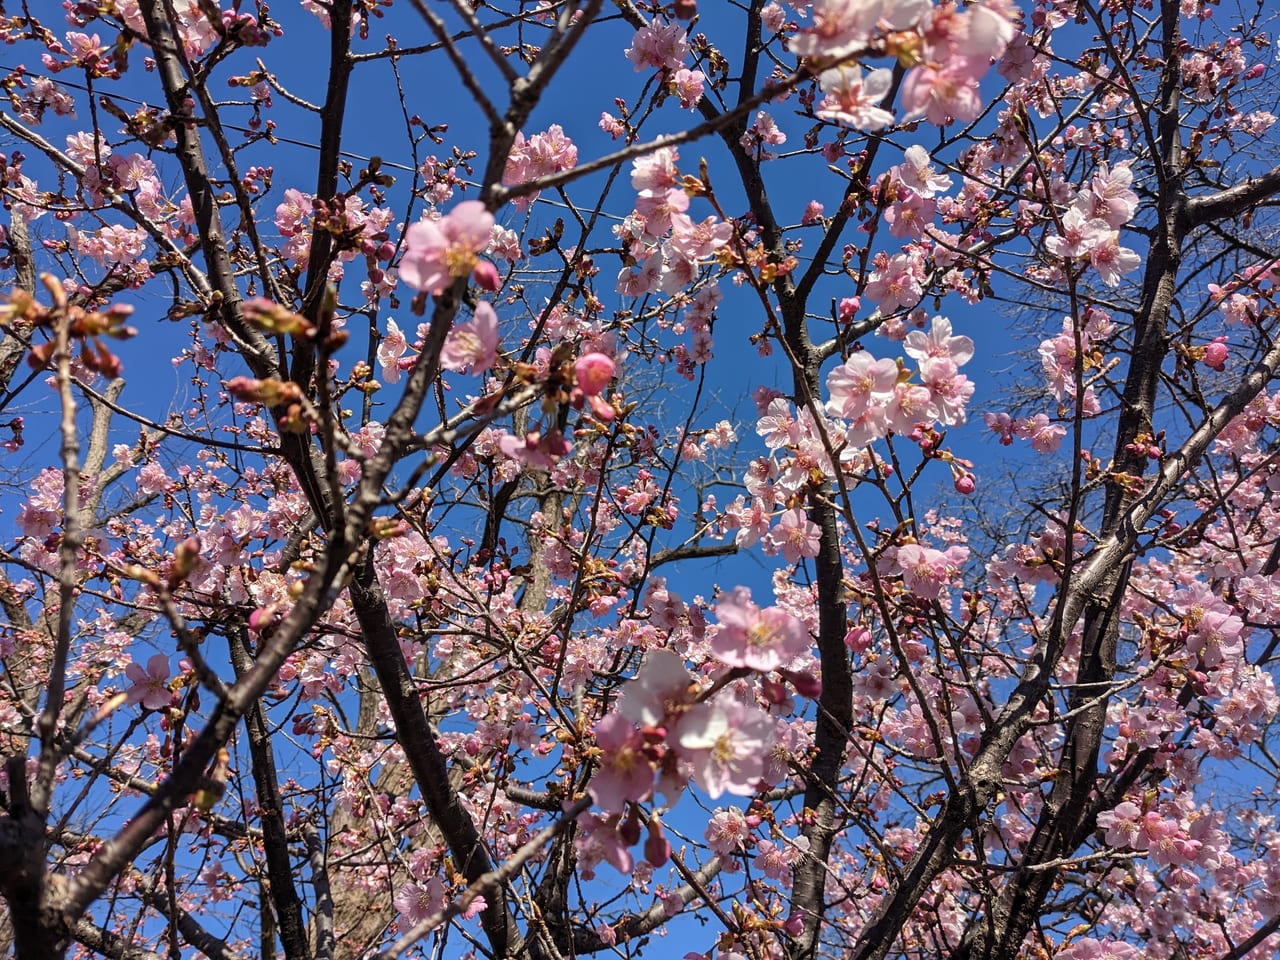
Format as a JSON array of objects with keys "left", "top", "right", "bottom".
[
  {"left": 588, "top": 588, "right": 814, "bottom": 818},
  {"left": 802, "top": 0, "right": 1016, "bottom": 130}
]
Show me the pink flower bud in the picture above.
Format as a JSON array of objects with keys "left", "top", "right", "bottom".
[
  {"left": 762, "top": 677, "right": 788, "bottom": 705},
  {"left": 461, "top": 896, "right": 487, "bottom": 920},
  {"left": 844, "top": 625, "right": 871, "bottom": 653},
  {"left": 575, "top": 352, "right": 615, "bottom": 396},
  {"left": 620, "top": 808, "right": 642, "bottom": 846},
  {"left": 781, "top": 669, "right": 822, "bottom": 699},
  {"left": 588, "top": 393, "right": 616, "bottom": 422},
  {"left": 644, "top": 822, "right": 670, "bottom": 866},
  {"left": 1203, "top": 339, "right": 1228, "bottom": 371},
  {"left": 249, "top": 604, "right": 283, "bottom": 635},
  {"left": 953, "top": 472, "right": 976, "bottom": 495},
  {"left": 168, "top": 536, "right": 202, "bottom": 586},
  {"left": 472, "top": 259, "right": 501, "bottom": 292}
]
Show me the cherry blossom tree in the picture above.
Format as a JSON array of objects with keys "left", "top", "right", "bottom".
[{"left": 1, "top": 2, "right": 1280, "bottom": 960}]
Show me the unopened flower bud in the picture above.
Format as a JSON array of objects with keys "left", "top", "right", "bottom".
[
  {"left": 844, "top": 625, "right": 871, "bottom": 653},
  {"left": 575, "top": 352, "right": 615, "bottom": 397},
  {"left": 644, "top": 820, "right": 670, "bottom": 866},
  {"left": 620, "top": 807, "right": 642, "bottom": 846},
  {"left": 1203, "top": 338, "right": 1228, "bottom": 371},
  {"left": 168, "top": 537, "right": 201, "bottom": 587},
  {"left": 472, "top": 259, "right": 501, "bottom": 291},
  {"left": 762, "top": 677, "right": 788, "bottom": 705},
  {"left": 781, "top": 669, "right": 822, "bottom": 699}
]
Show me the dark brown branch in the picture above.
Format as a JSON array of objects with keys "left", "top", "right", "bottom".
[
  {"left": 302, "top": 821, "right": 336, "bottom": 960},
  {"left": 228, "top": 627, "right": 311, "bottom": 960},
  {"left": 135, "top": 0, "right": 279, "bottom": 379},
  {"left": 71, "top": 918, "right": 162, "bottom": 960},
  {"left": 0, "top": 211, "right": 35, "bottom": 398},
  {"left": 297, "top": 0, "right": 355, "bottom": 383},
  {"left": 948, "top": 10, "right": 1186, "bottom": 955},
  {"left": 648, "top": 541, "right": 738, "bottom": 569},
  {"left": 349, "top": 549, "right": 528, "bottom": 959},
  {"left": 1186, "top": 162, "right": 1280, "bottom": 227},
  {"left": 139, "top": 885, "right": 245, "bottom": 960}
]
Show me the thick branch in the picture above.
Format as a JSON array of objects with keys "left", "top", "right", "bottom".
[
  {"left": 228, "top": 628, "right": 311, "bottom": 960},
  {"left": 853, "top": 328, "right": 1280, "bottom": 960},
  {"left": 136, "top": 0, "right": 278, "bottom": 378},
  {"left": 950, "top": 10, "right": 1186, "bottom": 956},
  {"left": 349, "top": 551, "right": 527, "bottom": 960},
  {"left": 1186, "top": 162, "right": 1280, "bottom": 227},
  {"left": 297, "top": 0, "right": 355, "bottom": 382}
]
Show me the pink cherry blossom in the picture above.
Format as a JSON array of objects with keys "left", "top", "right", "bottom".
[
  {"left": 625, "top": 19, "right": 689, "bottom": 72},
  {"left": 377, "top": 318, "right": 408, "bottom": 384},
  {"left": 631, "top": 147, "right": 680, "bottom": 193},
  {"left": 896, "top": 543, "right": 951, "bottom": 600},
  {"left": 575, "top": 813, "right": 635, "bottom": 878},
  {"left": 125, "top": 653, "right": 172, "bottom": 710},
  {"left": 496, "top": 429, "right": 572, "bottom": 469},
  {"left": 1044, "top": 207, "right": 1110, "bottom": 261},
  {"left": 575, "top": 352, "right": 615, "bottom": 396},
  {"left": 882, "top": 191, "right": 936, "bottom": 240},
  {"left": 864, "top": 250, "right": 925, "bottom": 314},
  {"left": 895, "top": 145, "right": 954, "bottom": 199},
  {"left": 589, "top": 713, "right": 654, "bottom": 810},
  {"left": 704, "top": 806, "right": 751, "bottom": 853},
  {"left": 884, "top": 383, "right": 938, "bottom": 435},
  {"left": 826, "top": 351, "right": 898, "bottom": 421},
  {"left": 671, "top": 67, "right": 705, "bottom": 108},
  {"left": 725, "top": 496, "right": 772, "bottom": 549},
  {"left": 903, "top": 316, "right": 974, "bottom": 367},
  {"left": 791, "top": 0, "right": 928, "bottom": 60},
  {"left": 1087, "top": 230, "right": 1141, "bottom": 287},
  {"left": 710, "top": 586, "right": 810, "bottom": 672},
  {"left": 672, "top": 698, "right": 773, "bottom": 798},
  {"left": 1085, "top": 163, "right": 1139, "bottom": 227},
  {"left": 739, "top": 110, "right": 787, "bottom": 158},
  {"left": 440, "top": 301, "right": 499, "bottom": 374},
  {"left": 399, "top": 201, "right": 495, "bottom": 295},
  {"left": 816, "top": 66, "right": 894, "bottom": 131},
  {"left": 393, "top": 877, "right": 446, "bottom": 925},
  {"left": 900, "top": 60, "right": 985, "bottom": 126},
  {"left": 918, "top": 356, "right": 975, "bottom": 426},
  {"left": 503, "top": 125, "right": 579, "bottom": 210},
  {"left": 1014, "top": 413, "right": 1067, "bottom": 453},
  {"left": 764, "top": 508, "right": 823, "bottom": 564},
  {"left": 618, "top": 650, "right": 696, "bottom": 728}
]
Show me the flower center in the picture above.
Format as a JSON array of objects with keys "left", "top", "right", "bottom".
[{"left": 445, "top": 245, "right": 478, "bottom": 278}]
